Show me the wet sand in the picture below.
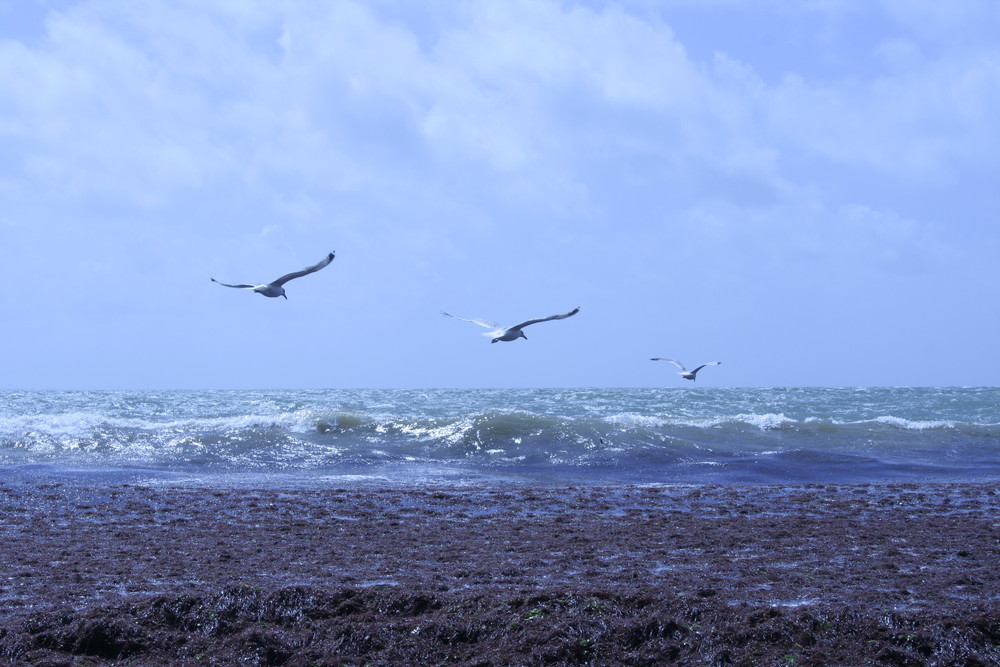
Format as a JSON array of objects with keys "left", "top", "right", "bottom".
[{"left": 1, "top": 480, "right": 998, "bottom": 665}]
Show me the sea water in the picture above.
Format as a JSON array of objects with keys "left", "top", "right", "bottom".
[{"left": 1, "top": 387, "right": 998, "bottom": 485}]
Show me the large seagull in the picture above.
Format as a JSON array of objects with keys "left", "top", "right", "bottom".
[
  {"left": 212, "top": 251, "right": 335, "bottom": 299},
  {"left": 443, "top": 307, "right": 580, "bottom": 343},
  {"left": 651, "top": 358, "right": 722, "bottom": 381}
]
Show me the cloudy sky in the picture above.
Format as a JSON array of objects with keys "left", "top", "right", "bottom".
[{"left": 1, "top": 0, "right": 997, "bottom": 389}]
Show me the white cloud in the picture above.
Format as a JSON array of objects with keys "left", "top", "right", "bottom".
[
  {"left": 3, "top": 0, "right": 989, "bottom": 216},
  {"left": 763, "top": 54, "right": 1000, "bottom": 183},
  {"left": 0, "top": 1, "right": 994, "bottom": 280},
  {"left": 1, "top": 0, "right": 998, "bottom": 388}
]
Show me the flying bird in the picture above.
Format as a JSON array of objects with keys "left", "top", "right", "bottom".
[
  {"left": 211, "top": 251, "right": 335, "bottom": 299},
  {"left": 443, "top": 307, "right": 580, "bottom": 343},
  {"left": 651, "top": 358, "right": 721, "bottom": 381}
]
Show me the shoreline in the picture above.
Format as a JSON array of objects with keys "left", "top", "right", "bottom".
[{"left": 2, "top": 479, "right": 998, "bottom": 664}]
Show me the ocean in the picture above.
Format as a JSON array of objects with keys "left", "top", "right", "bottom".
[{"left": 2, "top": 387, "right": 998, "bottom": 486}]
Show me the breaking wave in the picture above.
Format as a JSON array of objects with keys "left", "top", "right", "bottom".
[{"left": 2, "top": 387, "right": 998, "bottom": 483}]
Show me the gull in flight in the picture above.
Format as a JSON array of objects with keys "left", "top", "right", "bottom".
[
  {"left": 211, "top": 252, "right": 335, "bottom": 299},
  {"left": 443, "top": 307, "right": 580, "bottom": 343},
  {"left": 651, "top": 358, "right": 722, "bottom": 381}
]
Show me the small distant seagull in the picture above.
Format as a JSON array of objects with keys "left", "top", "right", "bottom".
[
  {"left": 211, "top": 251, "right": 335, "bottom": 299},
  {"left": 651, "top": 358, "right": 722, "bottom": 381},
  {"left": 443, "top": 307, "right": 580, "bottom": 343}
]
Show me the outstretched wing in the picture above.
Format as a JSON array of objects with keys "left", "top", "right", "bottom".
[
  {"left": 509, "top": 307, "right": 580, "bottom": 330},
  {"left": 691, "top": 361, "right": 722, "bottom": 373},
  {"left": 271, "top": 251, "right": 336, "bottom": 287},
  {"left": 441, "top": 311, "right": 500, "bottom": 330},
  {"left": 650, "top": 358, "right": 686, "bottom": 371},
  {"left": 211, "top": 278, "right": 255, "bottom": 289}
]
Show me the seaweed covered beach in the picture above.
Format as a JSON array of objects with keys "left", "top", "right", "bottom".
[{"left": 1, "top": 479, "right": 998, "bottom": 665}]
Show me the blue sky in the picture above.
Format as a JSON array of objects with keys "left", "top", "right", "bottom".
[{"left": 1, "top": 0, "right": 997, "bottom": 389}]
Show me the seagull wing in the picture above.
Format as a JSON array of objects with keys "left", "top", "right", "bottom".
[
  {"left": 441, "top": 311, "right": 500, "bottom": 330},
  {"left": 691, "top": 361, "right": 722, "bottom": 374},
  {"left": 270, "top": 251, "right": 336, "bottom": 287},
  {"left": 650, "top": 358, "right": 687, "bottom": 371},
  {"left": 211, "top": 278, "right": 255, "bottom": 289},
  {"left": 509, "top": 307, "right": 580, "bottom": 330}
]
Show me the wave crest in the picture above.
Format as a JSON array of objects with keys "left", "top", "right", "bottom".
[{"left": 3, "top": 392, "right": 999, "bottom": 482}]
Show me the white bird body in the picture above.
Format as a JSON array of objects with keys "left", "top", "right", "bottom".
[
  {"left": 651, "top": 358, "right": 721, "bottom": 381},
  {"left": 245, "top": 283, "right": 286, "bottom": 298},
  {"left": 443, "top": 307, "right": 580, "bottom": 343},
  {"left": 212, "top": 251, "right": 335, "bottom": 299}
]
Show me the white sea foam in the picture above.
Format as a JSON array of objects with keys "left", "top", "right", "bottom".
[
  {"left": 0, "top": 410, "right": 315, "bottom": 438},
  {"left": 604, "top": 414, "right": 670, "bottom": 429},
  {"left": 604, "top": 412, "right": 798, "bottom": 431},
  {"left": 3, "top": 388, "right": 1000, "bottom": 483},
  {"left": 870, "top": 416, "right": 957, "bottom": 430},
  {"left": 395, "top": 416, "right": 472, "bottom": 444}
]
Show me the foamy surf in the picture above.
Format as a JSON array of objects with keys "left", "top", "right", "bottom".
[{"left": 2, "top": 388, "right": 998, "bottom": 483}]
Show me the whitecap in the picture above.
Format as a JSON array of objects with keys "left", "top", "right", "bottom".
[{"left": 871, "top": 416, "right": 957, "bottom": 430}]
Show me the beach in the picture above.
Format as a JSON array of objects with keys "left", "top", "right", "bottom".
[{"left": 2, "top": 478, "right": 998, "bottom": 665}]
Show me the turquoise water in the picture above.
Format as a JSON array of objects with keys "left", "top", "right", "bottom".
[{"left": 2, "top": 387, "right": 998, "bottom": 484}]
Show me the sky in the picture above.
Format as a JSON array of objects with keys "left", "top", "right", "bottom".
[{"left": 1, "top": 0, "right": 998, "bottom": 390}]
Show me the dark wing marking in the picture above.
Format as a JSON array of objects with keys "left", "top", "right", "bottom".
[
  {"left": 270, "top": 251, "right": 336, "bottom": 286},
  {"left": 691, "top": 362, "right": 721, "bottom": 374},
  {"left": 509, "top": 307, "right": 580, "bottom": 331}
]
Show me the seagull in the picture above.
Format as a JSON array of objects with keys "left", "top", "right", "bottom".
[
  {"left": 650, "top": 358, "right": 721, "bottom": 381},
  {"left": 211, "top": 251, "right": 335, "bottom": 299},
  {"left": 442, "top": 307, "right": 580, "bottom": 343}
]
